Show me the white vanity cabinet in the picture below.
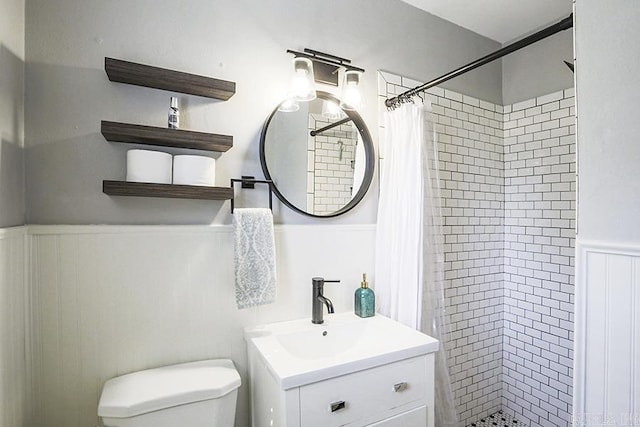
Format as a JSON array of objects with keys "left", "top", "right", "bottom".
[
  {"left": 248, "top": 350, "right": 435, "bottom": 427},
  {"left": 244, "top": 313, "right": 439, "bottom": 427},
  {"left": 299, "top": 354, "right": 434, "bottom": 427}
]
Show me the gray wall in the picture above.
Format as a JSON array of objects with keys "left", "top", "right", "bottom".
[
  {"left": 502, "top": 29, "right": 574, "bottom": 105},
  {"left": 0, "top": 0, "right": 25, "bottom": 227},
  {"left": 573, "top": 0, "right": 640, "bottom": 420},
  {"left": 265, "top": 103, "right": 309, "bottom": 210},
  {"left": 575, "top": 0, "right": 640, "bottom": 243},
  {"left": 24, "top": 0, "right": 502, "bottom": 225}
]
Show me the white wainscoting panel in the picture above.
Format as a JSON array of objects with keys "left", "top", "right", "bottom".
[
  {"left": 28, "top": 224, "right": 376, "bottom": 427},
  {"left": 0, "top": 227, "right": 30, "bottom": 427},
  {"left": 574, "top": 241, "right": 640, "bottom": 425}
]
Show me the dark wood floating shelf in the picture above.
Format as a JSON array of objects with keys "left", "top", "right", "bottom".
[
  {"left": 103, "top": 180, "right": 234, "bottom": 201},
  {"left": 101, "top": 121, "right": 233, "bottom": 152},
  {"left": 105, "top": 57, "right": 236, "bottom": 100}
]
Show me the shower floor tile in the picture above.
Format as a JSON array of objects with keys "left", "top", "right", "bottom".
[{"left": 466, "top": 410, "right": 527, "bottom": 427}]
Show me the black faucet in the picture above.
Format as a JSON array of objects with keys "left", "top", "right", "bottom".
[{"left": 312, "top": 277, "right": 340, "bottom": 324}]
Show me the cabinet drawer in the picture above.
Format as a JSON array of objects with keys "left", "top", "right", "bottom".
[
  {"left": 299, "top": 356, "right": 427, "bottom": 427},
  {"left": 367, "top": 405, "right": 427, "bottom": 426}
]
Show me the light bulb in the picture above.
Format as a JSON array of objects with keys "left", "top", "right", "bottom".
[
  {"left": 278, "top": 97, "right": 300, "bottom": 112},
  {"left": 340, "top": 69, "right": 363, "bottom": 111},
  {"left": 322, "top": 100, "right": 342, "bottom": 119},
  {"left": 290, "top": 57, "right": 316, "bottom": 102}
]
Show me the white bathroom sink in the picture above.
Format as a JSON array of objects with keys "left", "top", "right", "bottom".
[
  {"left": 275, "top": 318, "right": 367, "bottom": 359},
  {"left": 244, "top": 312, "right": 439, "bottom": 389}
]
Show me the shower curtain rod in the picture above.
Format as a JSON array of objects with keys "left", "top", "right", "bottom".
[
  {"left": 385, "top": 14, "right": 574, "bottom": 108},
  {"left": 310, "top": 117, "right": 352, "bottom": 136}
]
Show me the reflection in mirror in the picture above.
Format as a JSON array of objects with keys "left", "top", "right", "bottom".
[{"left": 260, "top": 91, "right": 374, "bottom": 218}]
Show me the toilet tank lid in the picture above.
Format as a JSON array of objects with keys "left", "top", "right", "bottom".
[{"left": 97, "top": 359, "right": 241, "bottom": 418}]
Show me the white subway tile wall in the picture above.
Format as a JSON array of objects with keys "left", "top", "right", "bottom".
[
  {"left": 378, "top": 71, "right": 575, "bottom": 427},
  {"left": 308, "top": 114, "right": 358, "bottom": 214},
  {"left": 502, "top": 89, "right": 575, "bottom": 427}
]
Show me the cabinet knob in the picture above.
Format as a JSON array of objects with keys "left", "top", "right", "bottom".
[
  {"left": 393, "top": 382, "right": 408, "bottom": 392},
  {"left": 330, "top": 400, "right": 346, "bottom": 412}
]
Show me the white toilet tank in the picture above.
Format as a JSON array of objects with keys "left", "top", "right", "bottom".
[{"left": 98, "top": 359, "right": 241, "bottom": 427}]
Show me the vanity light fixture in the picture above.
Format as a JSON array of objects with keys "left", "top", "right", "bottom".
[
  {"left": 286, "top": 48, "right": 365, "bottom": 109},
  {"left": 290, "top": 57, "right": 316, "bottom": 102},
  {"left": 340, "top": 69, "right": 363, "bottom": 111}
]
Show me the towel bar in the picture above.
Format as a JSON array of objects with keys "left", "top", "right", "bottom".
[{"left": 230, "top": 176, "right": 274, "bottom": 213}]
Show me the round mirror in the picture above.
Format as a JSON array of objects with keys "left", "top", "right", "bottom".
[{"left": 260, "top": 91, "right": 374, "bottom": 218}]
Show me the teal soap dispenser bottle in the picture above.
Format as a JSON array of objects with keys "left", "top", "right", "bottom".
[{"left": 355, "top": 273, "right": 375, "bottom": 318}]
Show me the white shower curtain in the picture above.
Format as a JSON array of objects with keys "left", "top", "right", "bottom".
[
  {"left": 376, "top": 100, "right": 459, "bottom": 427},
  {"left": 376, "top": 101, "right": 423, "bottom": 327}
]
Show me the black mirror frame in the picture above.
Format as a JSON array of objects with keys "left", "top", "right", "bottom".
[{"left": 259, "top": 91, "right": 374, "bottom": 218}]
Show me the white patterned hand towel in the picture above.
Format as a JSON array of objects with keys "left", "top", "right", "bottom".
[{"left": 233, "top": 208, "right": 277, "bottom": 309}]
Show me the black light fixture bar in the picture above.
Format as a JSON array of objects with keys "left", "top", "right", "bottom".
[
  {"left": 286, "top": 49, "right": 365, "bottom": 73},
  {"left": 385, "top": 14, "right": 573, "bottom": 108},
  {"left": 304, "top": 48, "right": 351, "bottom": 65}
]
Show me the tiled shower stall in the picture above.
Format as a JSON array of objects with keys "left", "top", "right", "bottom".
[
  {"left": 379, "top": 72, "right": 575, "bottom": 427},
  {"left": 307, "top": 114, "right": 358, "bottom": 214}
]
